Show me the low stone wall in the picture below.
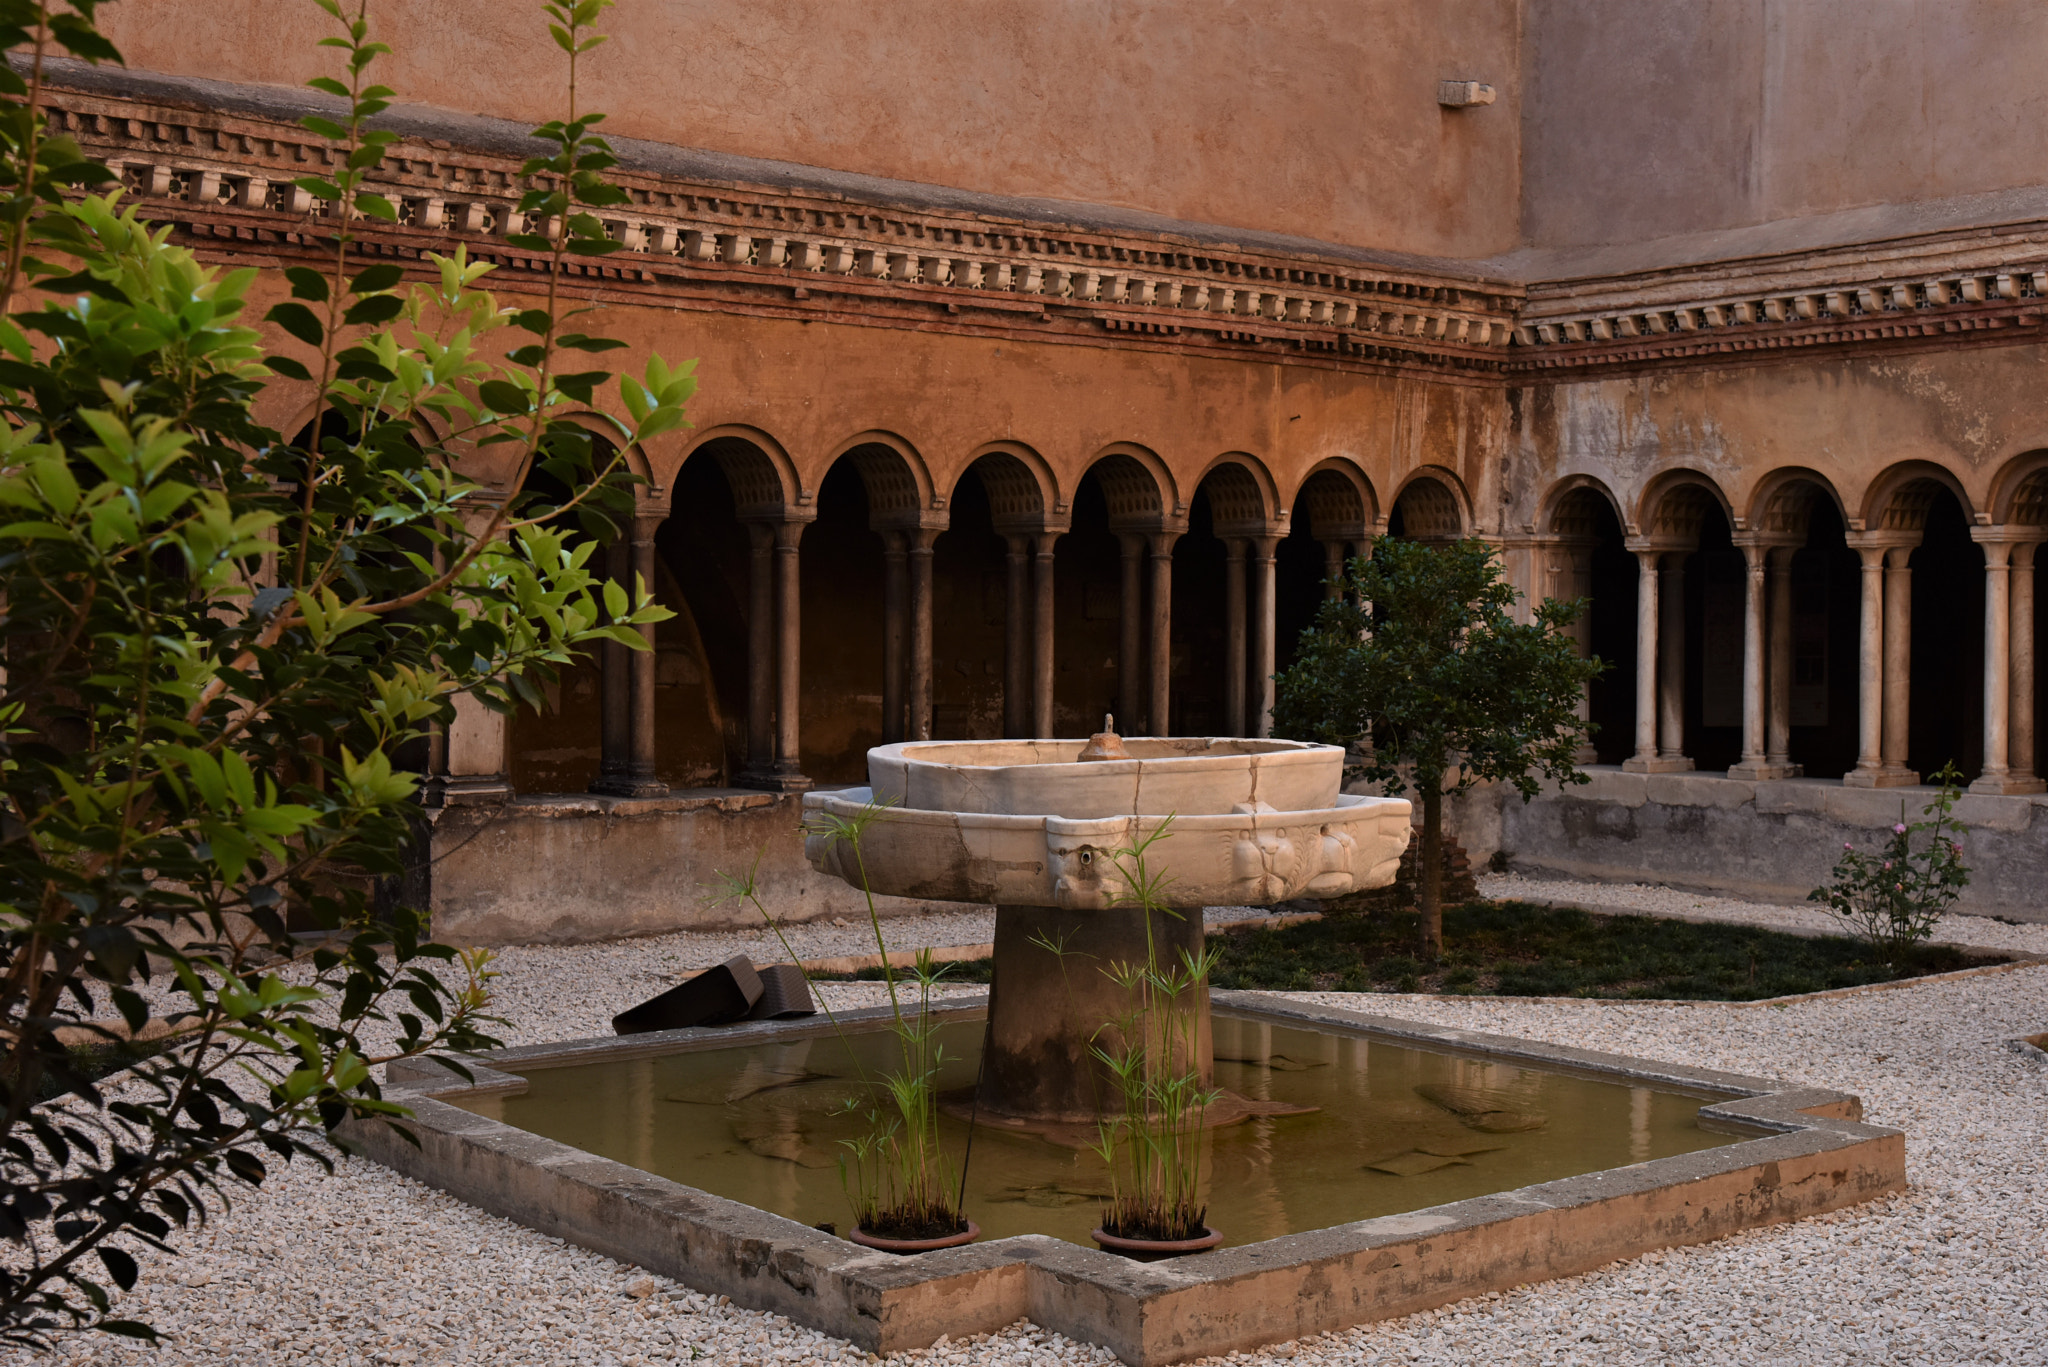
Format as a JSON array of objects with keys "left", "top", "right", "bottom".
[
  {"left": 1499, "top": 767, "right": 2048, "bottom": 922},
  {"left": 426, "top": 789, "right": 962, "bottom": 945}
]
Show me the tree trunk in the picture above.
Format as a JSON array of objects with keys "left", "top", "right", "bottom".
[{"left": 1418, "top": 786, "right": 1443, "bottom": 960}]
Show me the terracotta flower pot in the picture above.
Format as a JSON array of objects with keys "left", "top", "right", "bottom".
[
  {"left": 1090, "top": 1224, "right": 1224, "bottom": 1261},
  {"left": 846, "top": 1219, "right": 979, "bottom": 1254}
]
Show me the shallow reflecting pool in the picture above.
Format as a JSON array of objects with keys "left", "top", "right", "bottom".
[{"left": 452, "top": 1011, "right": 1738, "bottom": 1247}]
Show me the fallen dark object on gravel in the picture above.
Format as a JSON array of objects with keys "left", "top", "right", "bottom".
[
  {"left": 613, "top": 955, "right": 761, "bottom": 1034},
  {"left": 611, "top": 954, "right": 816, "bottom": 1034},
  {"left": 747, "top": 963, "right": 819, "bottom": 1020}
]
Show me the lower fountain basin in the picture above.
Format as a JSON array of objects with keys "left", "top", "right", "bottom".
[
  {"left": 444, "top": 1009, "right": 1737, "bottom": 1248},
  {"left": 802, "top": 787, "right": 1412, "bottom": 907},
  {"left": 354, "top": 993, "right": 1906, "bottom": 1366}
]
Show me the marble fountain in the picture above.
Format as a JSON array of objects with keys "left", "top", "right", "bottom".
[{"left": 350, "top": 731, "right": 1908, "bottom": 1364}]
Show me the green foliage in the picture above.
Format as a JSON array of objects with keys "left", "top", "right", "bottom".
[
  {"left": 0, "top": 0, "right": 693, "bottom": 1342},
  {"left": 1062, "top": 820, "right": 1221, "bottom": 1244},
  {"left": 730, "top": 802, "right": 964, "bottom": 1240},
  {"left": 1809, "top": 764, "right": 1971, "bottom": 965},
  {"left": 1207, "top": 901, "right": 1994, "bottom": 1000},
  {"left": 1271, "top": 536, "right": 1602, "bottom": 955}
]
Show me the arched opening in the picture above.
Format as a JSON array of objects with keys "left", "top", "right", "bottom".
[
  {"left": 1766, "top": 486, "right": 1862, "bottom": 780},
  {"left": 1388, "top": 473, "right": 1464, "bottom": 541},
  {"left": 1177, "top": 461, "right": 1270, "bottom": 735},
  {"left": 1280, "top": 467, "right": 1370, "bottom": 677},
  {"left": 2007, "top": 464, "right": 2048, "bottom": 779},
  {"left": 930, "top": 465, "right": 1007, "bottom": 739},
  {"left": 1548, "top": 485, "right": 1635, "bottom": 766},
  {"left": 1907, "top": 485, "right": 1984, "bottom": 779},
  {"left": 1061, "top": 452, "right": 1170, "bottom": 734},
  {"left": 799, "top": 442, "right": 927, "bottom": 782},
  {"left": 1673, "top": 487, "right": 1742, "bottom": 772}
]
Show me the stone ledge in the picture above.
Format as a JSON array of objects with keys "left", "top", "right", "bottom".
[{"left": 352, "top": 993, "right": 1904, "bottom": 1365}]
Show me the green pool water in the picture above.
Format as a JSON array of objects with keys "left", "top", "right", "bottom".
[{"left": 451, "top": 1012, "right": 1739, "bottom": 1248}]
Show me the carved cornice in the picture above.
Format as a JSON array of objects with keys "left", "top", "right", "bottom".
[
  {"left": 40, "top": 82, "right": 1519, "bottom": 386},
  {"left": 39, "top": 69, "right": 2048, "bottom": 389},
  {"left": 1504, "top": 225, "right": 2048, "bottom": 376}
]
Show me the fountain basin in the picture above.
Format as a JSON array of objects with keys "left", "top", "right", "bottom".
[
  {"left": 352, "top": 993, "right": 1906, "bottom": 1366},
  {"left": 866, "top": 737, "right": 1345, "bottom": 818}
]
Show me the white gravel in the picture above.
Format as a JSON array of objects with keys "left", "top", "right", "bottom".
[
  {"left": 13, "top": 881, "right": 2048, "bottom": 1366},
  {"left": 1479, "top": 871, "right": 2048, "bottom": 957}
]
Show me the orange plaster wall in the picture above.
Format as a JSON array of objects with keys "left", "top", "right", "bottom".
[{"left": 100, "top": 0, "right": 1523, "bottom": 260}]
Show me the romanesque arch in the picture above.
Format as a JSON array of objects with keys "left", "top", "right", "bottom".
[
  {"left": 943, "top": 443, "right": 1065, "bottom": 740},
  {"left": 1389, "top": 467, "right": 1470, "bottom": 540}
]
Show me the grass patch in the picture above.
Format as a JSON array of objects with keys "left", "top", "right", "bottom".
[{"left": 1206, "top": 900, "right": 2005, "bottom": 1001}]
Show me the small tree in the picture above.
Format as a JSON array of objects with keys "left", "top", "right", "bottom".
[
  {"left": 1272, "top": 536, "right": 1601, "bottom": 958},
  {"left": 0, "top": 0, "right": 691, "bottom": 1342}
]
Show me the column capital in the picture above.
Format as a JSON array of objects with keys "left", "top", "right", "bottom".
[
  {"left": 1845, "top": 529, "right": 1920, "bottom": 552},
  {"left": 1970, "top": 524, "right": 2044, "bottom": 549}
]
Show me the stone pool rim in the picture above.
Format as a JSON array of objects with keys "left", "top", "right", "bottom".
[{"left": 350, "top": 991, "right": 1906, "bottom": 1367}]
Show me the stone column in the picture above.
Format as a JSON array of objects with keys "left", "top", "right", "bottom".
[
  {"left": 1845, "top": 542, "right": 1888, "bottom": 786},
  {"left": 591, "top": 525, "right": 665, "bottom": 798},
  {"left": 435, "top": 690, "right": 514, "bottom": 805},
  {"left": 624, "top": 518, "right": 666, "bottom": 795},
  {"left": 772, "top": 520, "right": 810, "bottom": 789},
  {"left": 1223, "top": 538, "right": 1247, "bottom": 735},
  {"left": 1322, "top": 539, "right": 1347, "bottom": 600},
  {"left": 1656, "top": 557, "right": 1689, "bottom": 767},
  {"left": 1117, "top": 532, "right": 1145, "bottom": 731},
  {"left": 592, "top": 536, "right": 632, "bottom": 792},
  {"left": 1251, "top": 535, "right": 1279, "bottom": 737},
  {"left": 2014, "top": 542, "right": 2042, "bottom": 787},
  {"left": 907, "top": 527, "right": 937, "bottom": 742},
  {"left": 1032, "top": 531, "right": 1058, "bottom": 738},
  {"left": 880, "top": 532, "right": 907, "bottom": 745},
  {"left": 740, "top": 522, "right": 777, "bottom": 782},
  {"left": 1881, "top": 548, "right": 1916, "bottom": 783},
  {"left": 1623, "top": 549, "right": 1660, "bottom": 771},
  {"left": 1002, "top": 534, "right": 1030, "bottom": 737},
  {"left": 1969, "top": 534, "right": 2042, "bottom": 793},
  {"left": 1766, "top": 546, "right": 1798, "bottom": 775},
  {"left": 1728, "top": 539, "right": 1778, "bottom": 780},
  {"left": 1148, "top": 530, "right": 1178, "bottom": 734},
  {"left": 1974, "top": 537, "right": 2014, "bottom": 791}
]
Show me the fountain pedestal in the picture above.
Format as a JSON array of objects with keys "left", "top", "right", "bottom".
[
  {"left": 804, "top": 735, "right": 1411, "bottom": 1124},
  {"left": 981, "top": 902, "right": 1210, "bottom": 1122}
]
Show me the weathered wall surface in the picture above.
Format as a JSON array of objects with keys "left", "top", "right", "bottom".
[
  {"left": 100, "top": 0, "right": 1523, "bottom": 260},
  {"left": 1506, "top": 341, "right": 2048, "bottom": 529},
  {"left": 1522, "top": 0, "right": 2048, "bottom": 250},
  {"left": 1498, "top": 768, "right": 2048, "bottom": 923},
  {"left": 428, "top": 792, "right": 962, "bottom": 945}
]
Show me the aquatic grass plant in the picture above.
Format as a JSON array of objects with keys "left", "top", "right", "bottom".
[
  {"left": 1085, "top": 819, "right": 1223, "bottom": 1243},
  {"left": 719, "top": 799, "right": 964, "bottom": 1241}
]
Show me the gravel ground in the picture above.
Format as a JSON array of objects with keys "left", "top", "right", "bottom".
[
  {"left": 1479, "top": 872, "right": 2048, "bottom": 957},
  {"left": 12, "top": 882, "right": 2047, "bottom": 1366},
  {"left": 535, "top": 903, "right": 1285, "bottom": 978}
]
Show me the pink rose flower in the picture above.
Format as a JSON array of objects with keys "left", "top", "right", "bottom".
[{"left": 1893, "top": 823, "right": 1907, "bottom": 835}]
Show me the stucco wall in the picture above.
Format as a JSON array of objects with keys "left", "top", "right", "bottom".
[
  {"left": 98, "top": 0, "right": 1523, "bottom": 260},
  {"left": 1522, "top": 0, "right": 2048, "bottom": 250},
  {"left": 1505, "top": 341, "right": 2048, "bottom": 530}
]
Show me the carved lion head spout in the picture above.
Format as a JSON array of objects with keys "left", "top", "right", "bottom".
[{"left": 1047, "top": 838, "right": 1118, "bottom": 910}]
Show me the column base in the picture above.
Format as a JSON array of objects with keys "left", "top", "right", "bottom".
[
  {"left": 1969, "top": 772, "right": 2047, "bottom": 795},
  {"left": 1728, "top": 761, "right": 1801, "bottom": 781},
  {"left": 429, "top": 774, "right": 515, "bottom": 807},
  {"left": 1571, "top": 743, "right": 1598, "bottom": 765},
  {"left": 1842, "top": 765, "right": 1920, "bottom": 789},
  {"left": 1621, "top": 755, "right": 1694, "bottom": 774},
  {"left": 589, "top": 775, "right": 670, "bottom": 799},
  {"left": 734, "top": 767, "right": 814, "bottom": 794}
]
